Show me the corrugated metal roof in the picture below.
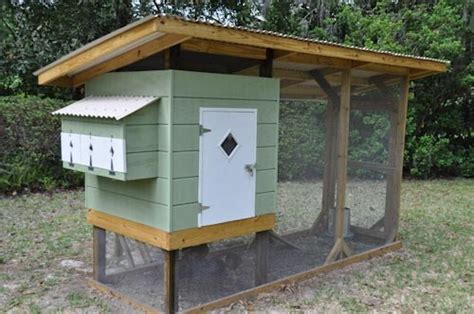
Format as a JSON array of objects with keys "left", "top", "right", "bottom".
[
  {"left": 52, "top": 96, "right": 158, "bottom": 120},
  {"left": 156, "top": 14, "right": 449, "bottom": 65}
]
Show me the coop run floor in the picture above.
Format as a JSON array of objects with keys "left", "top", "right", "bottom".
[{"left": 102, "top": 232, "right": 382, "bottom": 311}]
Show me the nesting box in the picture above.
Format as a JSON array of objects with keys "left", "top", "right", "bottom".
[
  {"left": 54, "top": 96, "right": 160, "bottom": 181},
  {"left": 54, "top": 70, "right": 280, "bottom": 233}
]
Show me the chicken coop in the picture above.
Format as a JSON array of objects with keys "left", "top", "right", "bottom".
[{"left": 35, "top": 15, "right": 448, "bottom": 313}]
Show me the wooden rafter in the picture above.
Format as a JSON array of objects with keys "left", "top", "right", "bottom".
[
  {"left": 181, "top": 38, "right": 267, "bottom": 60},
  {"left": 71, "top": 34, "right": 190, "bottom": 87}
]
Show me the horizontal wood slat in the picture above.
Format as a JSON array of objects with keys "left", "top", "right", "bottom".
[{"left": 87, "top": 209, "right": 275, "bottom": 250}]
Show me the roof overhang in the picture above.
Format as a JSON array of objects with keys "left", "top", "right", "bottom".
[{"left": 35, "top": 15, "right": 449, "bottom": 99}]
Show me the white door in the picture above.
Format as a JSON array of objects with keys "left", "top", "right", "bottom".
[{"left": 199, "top": 108, "right": 257, "bottom": 227}]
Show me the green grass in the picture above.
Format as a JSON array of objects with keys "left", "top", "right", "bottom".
[{"left": 0, "top": 179, "right": 472, "bottom": 312}]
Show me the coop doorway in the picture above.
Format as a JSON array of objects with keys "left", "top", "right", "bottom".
[{"left": 198, "top": 108, "right": 258, "bottom": 227}]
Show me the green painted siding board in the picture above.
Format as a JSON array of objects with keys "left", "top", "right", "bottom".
[
  {"left": 123, "top": 102, "right": 160, "bottom": 125},
  {"left": 173, "top": 70, "right": 279, "bottom": 100},
  {"left": 256, "top": 192, "right": 277, "bottom": 215},
  {"left": 86, "top": 186, "right": 170, "bottom": 231},
  {"left": 85, "top": 71, "right": 172, "bottom": 97},
  {"left": 171, "top": 203, "right": 199, "bottom": 230},
  {"left": 158, "top": 125, "right": 170, "bottom": 151},
  {"left": 125, "top": 125, "right": 158, "bottom": 153},
  {"left": 256, "top": 169, "right": 277, "bottom": 193},
  {"left": 256, "top": 147, "right": 277, "bottom": 170},
  {"left": 157, "top": 151, "right": 169, "bottom": 178},
  {"left": 125, "top": 152, "right": 158, "bottom": 180},
  {"left": 85, "top": 174, "right": 169, "bottom": 205},
  {"left": 257, "top": 124, "right": 278, "bottom": 147},
  {"left": 172, "top": 177, "right": 198, "bottom": 205},
  {"left": 62, "top": 119, "right": 124, "bottom": 138},
  {"left": 173, "top": 152, "right": 199, "bottom": 178},
  {"left": 173, "top": 125, "right": 199, "bottom": 152},
  {"left": 172, "top": 98, "right": 279, "bottom": 124}
]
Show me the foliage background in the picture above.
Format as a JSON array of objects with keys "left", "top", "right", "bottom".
[{"left": 0, "top": 0, "right": 472, "bottom": 192}]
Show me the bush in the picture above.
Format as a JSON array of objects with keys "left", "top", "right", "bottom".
[
  {"left": 278, "top": 101, "right": 326, "bottom": 180},
  {"left": 0, "top": 95, "right": 82, "bottom": 193}
]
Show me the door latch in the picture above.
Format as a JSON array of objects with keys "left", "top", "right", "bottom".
[
  {"left": 245, "top": 163, "right": 256, "bottom": 176},
  {"left": 198, "top": 203, "right": 210, "bottom": 213}
]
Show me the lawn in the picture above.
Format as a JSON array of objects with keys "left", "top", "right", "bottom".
[{"left": 1, "top": 179, "right": 473, "bottom": 312}]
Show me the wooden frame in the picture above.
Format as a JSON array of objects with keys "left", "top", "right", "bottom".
[
  {"left": 87, "top": 241, "right": 402, "bottom": 313},
  {"left": 87, "top": 209, "right": 276, "bottom": 251}
]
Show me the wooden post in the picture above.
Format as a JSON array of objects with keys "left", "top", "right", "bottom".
[
  {"left": 312, "top": 98, "right": 338, "bottom": 234},
  {"left": 325, "top": 69, "right": 353, "bottom": 264},
  {"left": 384, "top": 77, "right": 409, "bottom": 243},
  {"left": 259, "top": 49, "right": 274, "bottom": 77},
  {"left": 309, "top": 70, "right": 340, "bottom": 235},
  {"left": 255, "top": 231, "right": 270, "bottom": 286},
  {"left": 93, "top": 226, "right": 106, "bottom": 282},
  {"left": 114, "top": 233, "right": 123, "bottom": 258},
  {"left": 164, "top": 45, "right": 180, "bottom": 70},
  {"left": 163, "top": 249, "right": 178, "bottom": 314},
  {"left": 255, "top": 50, "right": 272, "bottom": 285}
]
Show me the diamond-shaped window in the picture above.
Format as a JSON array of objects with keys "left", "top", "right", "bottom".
[{"left": 220, "top": 133, "right": 238, "bottom": 156}]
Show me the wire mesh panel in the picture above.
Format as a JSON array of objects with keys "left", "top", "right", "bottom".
[
  {"left": 102, "top": 231, "right": 165, "bottom": 311},
  {"left": 344, "top": 77, "right": 404, "bottom": 242}
]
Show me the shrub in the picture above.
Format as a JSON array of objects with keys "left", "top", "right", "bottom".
[{"left": 0, "top": 95, "right": 82, "bottom": 193}]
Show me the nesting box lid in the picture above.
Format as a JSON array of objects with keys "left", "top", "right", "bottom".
[{"left": 52, "top": 96, "right": 158, "bottom": 120}]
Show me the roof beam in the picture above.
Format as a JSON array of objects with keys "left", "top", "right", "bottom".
[
  {"left": 154, "top": 17, "right": 447, "bottom": 72},
  {"left": 71, "top": 34, "right": 190, "bottom": 87},
  {"left": 38, "top": 19, "right": 159, "bottom": 85},
  {"left": 181, "top": 39, "right": 267, "bottom": 60}
]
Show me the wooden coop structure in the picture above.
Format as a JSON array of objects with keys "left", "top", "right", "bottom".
[{"left": 35, "top": 15, "right": 448, "bottom": 313}]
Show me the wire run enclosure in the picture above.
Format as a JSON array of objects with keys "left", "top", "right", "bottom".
[
  {"left": 34, "top": 15, "right": 447, "bottom": 313},
  {"left": 89, "top": 72, "right": 409, "bottom": 312}
]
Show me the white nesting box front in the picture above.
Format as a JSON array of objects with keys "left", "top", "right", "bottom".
[{"left": 53, "top": 96, "right": 159, "bottom": 181}]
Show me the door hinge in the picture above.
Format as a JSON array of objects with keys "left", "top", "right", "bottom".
[
  {"left": 199, "top": 124, "right": 212, "bottom": 135},
  {"left": 198, "top": 203, "right": 210, "bottom": 213}
]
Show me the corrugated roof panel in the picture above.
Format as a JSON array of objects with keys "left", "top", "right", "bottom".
[{"left": 52, "top": 96, "right": 158, "bottom": 120}]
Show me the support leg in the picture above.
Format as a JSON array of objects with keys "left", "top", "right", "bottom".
[
  {"left": 163, "top": 249, "right": 178, "bottom": 314},
  {"left": 255, "top": 231, "right": 270, "bottom": 286},
  {"left": 114, "top": 233, "right": 123, "bottom": 258},
  {"left": 93, "top": 226, "right": 106, "bottom": 282}
]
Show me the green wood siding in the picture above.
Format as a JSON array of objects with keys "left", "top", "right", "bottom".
[
  {"left": 173, "top": 70, "right": 279, "bottom": 100},
  {"left": 85, "top": 185, "right": 170, "bottom": 231},
  {"left": 81, "top": 70, "right": 279, "bottom": 232},
  {"left": 86, "top": 70, "right": 172, "bottom": 98}
]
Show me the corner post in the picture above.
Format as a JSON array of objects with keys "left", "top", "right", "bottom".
[
  {"left": 163, "top": 249, "right": 178, "bottom": 313},
  {"left": 253, "top": 48, "right": 274, "bottom": 286},
  {"left": 93, "top": 226, "right": 106, "bottom": 282},
  {"left": 325, "top": 69, "right": 353, "bottom": 263},
  {"left": 384, "top": 77, "right": 409, "bottom": 243},
  {"left": 255, "top": 231, "right": 270, "bottom": 286}
]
